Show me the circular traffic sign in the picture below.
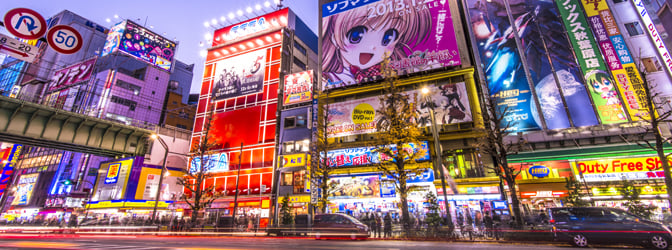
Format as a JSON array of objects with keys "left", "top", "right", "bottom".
[
  {"left": 3, "top": 8, "right": 47, "bottom": 40},
  {"left": 46, "top": 25, "right": 83, "bottom": 54}
]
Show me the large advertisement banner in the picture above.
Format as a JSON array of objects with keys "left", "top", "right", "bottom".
[
  {"left": 466, "top": 0, "right": 540, "bottom": 131},
  {"left": 329, "top": 175, "right": 381, "bottom": 199},
  {"left": 211, "top": 49, "right": 266, "bottom": 101},
  {"left": 95, "top": 158, "right": 134, "bottom": 201},
  {"left": 12, "top": 173, "right": 39, "bottom": 206},
  {"left": 101, "top": 20, "right": 176, "bottom": 72},
  {"left": 556, "top": 0, "right": 628, "bottom": 124},
  {"left": 580, "top": 0, "right": 650, "bottom": 121},
  {"left": 0, "top": 145, "right": 21, "bottom": 199},
  {"left": 283, "top": 70, "right": 313, "bottom": 106},
  {"left": 328, "top": 82, "right": 471, "bottom": 138},
  {"left": 327, "top": 141, "right": 430, "bottom": 168},
  {"left": 48, "top": 58, "right": 96, "bottom": 92},
  {"left": 321, "top": 0, "right": 461, "bottom": 89},
  {"left": 631, "top": 0, "right": 672, "bottom": 88},
  {"left": 573, "top": 156, "right": 670, "bottom": 182}
]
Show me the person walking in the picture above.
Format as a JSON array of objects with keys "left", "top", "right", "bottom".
[
  {"left": 375, "top": 214, "right": 382, "bottom": 238},
  {"left": 384, "top": 213, "right": 392, "bottom": 238}
]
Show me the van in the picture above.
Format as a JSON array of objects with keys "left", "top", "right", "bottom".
[{"left": 549, "top": 207, "right": 672, "bottom": 249}]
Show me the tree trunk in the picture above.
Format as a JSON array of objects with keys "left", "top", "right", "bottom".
[
  {"left": 505, "top": 175, "right": 523, "bottom": 228},
  {"left": 399, "top": 190, "right": 411, "bottom": 236},
  {"left": 320, "top": 178, "right": 328, "bottom": 214},
  {"left": 191, "top": 207, "right": 199, "bottom": 225}
]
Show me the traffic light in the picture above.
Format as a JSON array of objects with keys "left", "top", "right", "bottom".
[{"left": 62, "top": 179, "right": 72, "bottom": 185}]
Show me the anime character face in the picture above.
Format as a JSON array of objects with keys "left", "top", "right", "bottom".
[
  {"left": 591, "top": 77, "right": 613, "bottom": 93},
  {"left": 341, "top": 25, "right": 399, "bottom": 70}
]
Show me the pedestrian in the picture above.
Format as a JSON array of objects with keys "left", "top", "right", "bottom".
[
  {"left": 484, "top": 212, "right": 493, "bottom": 238},
  {"left": 366, "top": 213, "right": 375, "bottom": 236},
  {"left": 384, "top": 213, "right": 392, "bottom": 238},
  {"left": 375, "top": 214, "right": 382, "bottom": 238}
]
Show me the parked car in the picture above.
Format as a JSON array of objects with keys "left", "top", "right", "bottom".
[
  {"left": 313, "top": 213, "right": 369, "bottom": 240},
  {"left": 549, "top": 207, "right": 672, "bottom": 249}
]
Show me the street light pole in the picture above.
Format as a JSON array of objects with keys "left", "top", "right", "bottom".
[
  {"left": 421, "top": 87, "right": 453, "bottom": 224},
  {"left": 151, "top": 134, "right": 169, "bottom": 224}
]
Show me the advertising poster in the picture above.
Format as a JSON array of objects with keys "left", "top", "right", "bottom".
[
  {"left": 327, "top": 141, "right": 430, "bottom": 168},
  {"left": 48, "top": 58, "right": 97, "bottom": 92},
  {"left": 211, "top": 49, "right": 266, "bottom": 101},
  {"left": 283, "top": 70, "right": 313, "bottom": 106},
  {"left": 12, "top": 173, "right": 39, "bottom": 206},
  {"left": 632, "top": 0, "right": 672, "bottom": 80},
  {"left": 580, "top": 0, "right": 650, "bottom": 121},
  {"left": 466, "top": 0, "right": 540, "bottom": 131},
  {"left": 555, "top": 0, "right": 627, "bottom": 124},
  {"left": 101, "top": 20, "right": 176, "bottom": 72},
  {"left": 101, "top": 21, "right": 125, "bottom": 57},
  {"left": 321, "top": 0, "right": 461, "bottom": 89},
  {"left": 329, "top": 175, "right": 381, "bottom": 199},
  {"left": 95, "top": 158, "right": 134, "bottom": 201},
  {"left": 328, "top": 82, "right": 471, "bottom": 138},
  {"left": 509, "top": 1, "right": 599, "bottom": 129},
  {"left": 190, "top": 152, "right": 229, "bottom": 173}
]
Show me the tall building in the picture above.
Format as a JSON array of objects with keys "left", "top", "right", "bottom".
[
  {"left": 463, "top": 0, "right": 672, "bottom": 216},
  {"left": 188, "top": 8, "right": 317, "bottom": 226},
  {"left": 318, "top": 0, "right": 486, "bottom": 222}
]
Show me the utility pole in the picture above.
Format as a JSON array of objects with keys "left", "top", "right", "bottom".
[{"left": 232, "top": 143, "right": 243, "bottom": 228}]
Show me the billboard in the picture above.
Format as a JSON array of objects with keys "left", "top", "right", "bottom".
[
  {"left": 467, "top": 0, "right": 608, "bottom": 131},
  {"left": 632, "top": 0, "right": 672, "bottom": 78},
  {"left": 580, "top": 0, "right": 650, "bottom": 121},
  {"left": 327, "top": 141, "right": 430, "bottom": 168},
  {"left": 211, "top": 49, "right": 266, "bottom": 101},
  {"left": 329, "top": 175, "right": 381, "bottom": 199},
  {"left": 101, "top": 20, "right": 176, "bottom": 72},
  {"left": 189, "top": 151, "right": 229, "bottom": 173},
  {"left": 283, "top": 70, "right": 313, "bottom": 106},
  {"left": 573, "top": 156, "right": 670, "bottom": 182},
  {"left": 12, "top": 173, "right": 39, "bottom": 206},
  {"left": 555, "top": 0, "right": 627, "bottom": 124},
  {"left": 321, "top": 0, "right": 461, "bottom": 89},
  {"left": 212, "top": 8, "right": 289, "bottom": 46},
  {"left": 48, "top": 57, "right": 96, "bottom": 92},
  {"left": 328, "top": 82, "right": 471, "bottom": 138},
  {"left": 0, "top": 145, "right": 22, "bottom": 199},
  {"left": 94, "top": 158, "right": 134, "bottom": 201}
]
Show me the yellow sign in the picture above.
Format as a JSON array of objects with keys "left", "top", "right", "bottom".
[
  {"left": 86, "top": 200, "right": 170, "bottom": 209},
  {"left": 278, "top": 195, "right": 310, "bottom": 204},
  {"left": 592, "top": 185, "right": 667, "bottom": 196},
  {"left": 281, "top": 154, "right": 308, "bottom": 168},
  {"left": 352, "top": 103, "right": 375, "bottom": 124},
  {"left": 575, "top": 156, "right": 669, "bottom": 174}
]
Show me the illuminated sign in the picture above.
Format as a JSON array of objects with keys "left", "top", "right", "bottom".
[
  {"left": 492, "top": 200, "right": 508, "bottom": 210},
  {"left": 190, "top": 152, "right": 229, "bottom": 173},
  {"left": 632, "top": 0, "right": 672, "bottom": 78},
  {"left": 329, "top": 175, "right": 381, "bottom": 199},
  {"left": 0, "top": 145, "right": 22, "bottom": 198},
  {"left": 101, "top": 20, "right": 176, "bottom": 72},
  {"left": 574, "top": 156, "right": 670, "bottom": 182},
  {"left": 12, "top": 173, "right": 38, "bottom": 205},
  {"left": 520, "top": 191, "right": 566, "bottom": 198},
  {"left": 86, "top": 199, "right": 172, "bottom": 209},
  {"left": 281, "top": 154, "right": 308, "bottom": 168},
  {"left": 105, "top": 163, "right": 121, "bottom": 184},
  {"left": 283, "top": 70, "right": 313, "bottom": 106},
  {"left": 211, "top": 49, "right": 266, "bottom": 101},
  {"left": 48, "top": 57, "right": 96, "bottom": 92},
  {"left": 327, "top": 141, "right": 430, "bottom": 168},
  {"left": 321, "top": 0, "right": 461, "bottom": 89},
  {"left": 528, "top": 165, "right": 550, "bottom": 178},
  {"left": 328, "top": 82, "right": 471, "bottom": 138},
  {"left": 212, "top": 8, "right": 289, "bottom": 46}
]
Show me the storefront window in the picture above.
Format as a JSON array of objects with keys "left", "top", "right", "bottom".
[
  {"left": 293, "top": 171, "right": 306, "bottom": 194},
  {"left": 281, "top": 172, "right": 293, "bottom": 186},
  {"left": 444, "top": 149, "right": 487, "bottom": 179}
]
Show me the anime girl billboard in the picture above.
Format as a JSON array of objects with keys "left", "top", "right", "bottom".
[{"left": 321, "top": 0, "right": 461, "bottom": 89}]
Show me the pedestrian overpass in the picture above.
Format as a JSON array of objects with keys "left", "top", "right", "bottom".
[{"left": 0, "top": 95, "right": 153, "bottom": 157}]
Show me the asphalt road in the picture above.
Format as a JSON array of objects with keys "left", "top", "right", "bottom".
[{"left": 0, "top": 235, "right": 637, "bottom": 250}]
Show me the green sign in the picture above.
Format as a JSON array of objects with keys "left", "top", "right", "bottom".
[{"left": 555, "top": 0, "right": 627, "bottom": 124}]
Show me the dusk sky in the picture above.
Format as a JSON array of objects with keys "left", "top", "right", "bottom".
[{"left": 0, "top": 0, "right": 319, "bottom": 94}]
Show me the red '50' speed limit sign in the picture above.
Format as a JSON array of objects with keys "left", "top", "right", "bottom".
[{"left": 46, "top": 25, "right": 83, "bottom": 54}]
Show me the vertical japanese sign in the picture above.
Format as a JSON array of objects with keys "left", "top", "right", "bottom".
[
  {"left": 631, "top": 0, "right": 672, "bottom": 79},
  {"left": 556, "top": 0, "right": 627, "bottom": 124},
  {"left": 580, "top": 0, "right": 650, "bottom": 121}
]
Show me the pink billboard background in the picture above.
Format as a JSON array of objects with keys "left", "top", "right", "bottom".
[
  {"left": 321, "top": 0, "right": 461, "bottom": 90},
  {"left": 48, "top": 57, "right": 97, "bottom": 92}
]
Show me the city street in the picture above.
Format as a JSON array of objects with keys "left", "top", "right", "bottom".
[{"left": 0, "top": 235, "right": 637, "bottom": 250}]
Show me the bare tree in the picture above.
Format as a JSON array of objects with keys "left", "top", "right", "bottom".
[
  {"left": 312, "top": 91, "right": 337, "bottom": 213},
  {"left": 474, "top": 95, "right": 526, "bottom": 228},
  {"left": 179, "top": 106, "right": 224, "bottom": 225},
  {"left": 373, "top": 59, "right": 427, "bottom": 235},
  {"left": 634, "top": 69, "right": 672, "bottom": 208}
]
